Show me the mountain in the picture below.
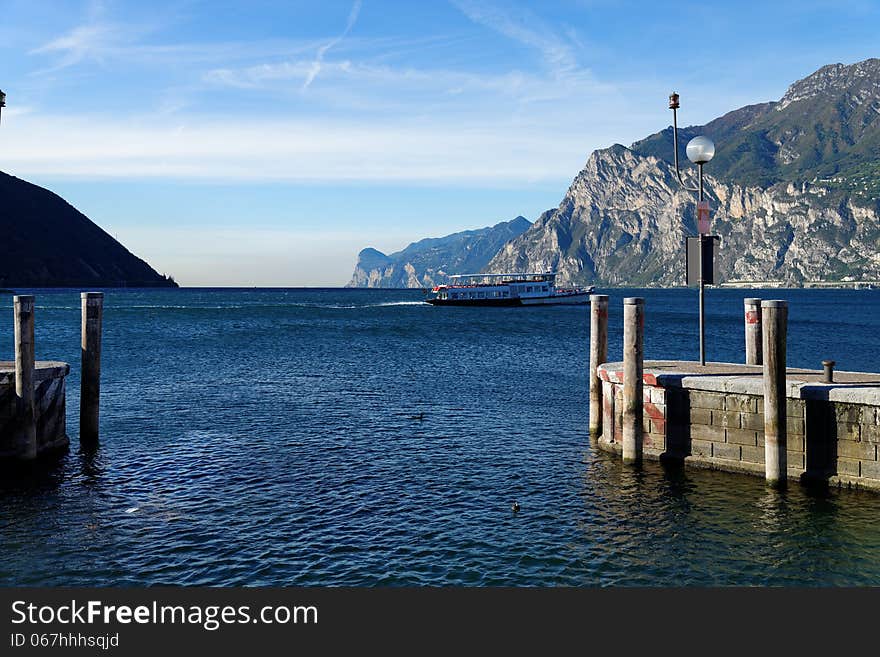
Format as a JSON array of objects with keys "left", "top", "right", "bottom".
[
  {"left": 0, "top": 172, "right": 177, "bottom": 288},
  {"left": 347, "top": 216, "right": 531, "bottom": 288},
  {"left": 632, "top": 59, "right": 880, "bottom": 195},
  {"left": 487, "top": 58, "right": 880, "bottom": 286}
]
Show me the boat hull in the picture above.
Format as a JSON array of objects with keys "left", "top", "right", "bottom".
[{"left": 425, "top": 292, "right": 591, "bottom": 306}]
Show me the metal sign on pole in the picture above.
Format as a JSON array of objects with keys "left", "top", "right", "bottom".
[
  {"left": 686, "top": 236, "right": 720, "bottom": 286},
  {"left": 697, "top": 201, "right": 710, "bottom": 234}
]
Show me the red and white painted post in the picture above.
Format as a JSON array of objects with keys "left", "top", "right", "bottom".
[{"left": 744, "top": 298, "right": 762, "bottom": 366}]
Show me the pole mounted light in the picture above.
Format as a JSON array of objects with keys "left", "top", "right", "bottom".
[
  {"left": 668, "top": 92, "right": 716, "bottom": 366},
  {"left": 686, "top": 135, "right": 715, "bottom": 204},
  {"left": 0, "top": 89, "right": 5, "bottom": 124}
]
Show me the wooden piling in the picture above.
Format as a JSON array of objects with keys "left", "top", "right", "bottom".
[
  {"left": 589, "top": 294, "right": 609, "bottom": 439},
  {"left": 744, "top": 297, "right": 762, "bottom": 365},
  {"left": 762, "top": 300, "right": 787, "bottom": 486},
  {"left": 622, "top": 297, "right": 644, "bottom": 464},
  {"left": 80, "top": 292, "right": 104, "bottom": 445},
  {"left": 13, "top": 295, "right": 37, "bottom": 460}
]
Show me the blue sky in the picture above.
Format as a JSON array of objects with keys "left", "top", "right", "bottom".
[{"left": 1, "top": 0, "right": 878, "bottom": 285}]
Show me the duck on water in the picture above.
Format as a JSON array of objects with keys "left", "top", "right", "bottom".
[{"left": 423, "top": 272, "right": 593, "bottom": 307}]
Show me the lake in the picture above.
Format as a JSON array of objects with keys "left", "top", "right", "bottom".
[{"left": 2, "top": 286, "right": 880, "bottom": 586}]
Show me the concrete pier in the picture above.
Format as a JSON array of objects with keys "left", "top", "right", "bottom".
[
  {"left": 622, "top": 297, "right": 644, "bottom": 464},
  {"left": 762, "top": 300, "right": 788, "bottom": 486},
  {"left": 80, "top": 292, "right": 104, "bottom": 445},
  {"left": 588, "top": 294, "right": 609, "bottom": 439},
  {"left": 744, "top": 298, "right": 762, "bottom": 365},
  {"left": 597, "top": 359, "right": 880, "bottom": 492},
  {"left": 13, "top": 295, "right": 37, "bottom": 460}
]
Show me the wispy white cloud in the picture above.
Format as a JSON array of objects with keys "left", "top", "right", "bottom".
[
  {"left": 302, "top": 0, "right": 362, "bottom": 90},
  {"left": 29, "top": 10, "right": 319, "bottom": 75},
  {"left": 30, "top": 22, "right": 129, "bottom": 72},
  {"left": 201, "top": 41, "right": 614, "bottom": 116},
  {"left": 205, "top": 57, "right": 569, "bottom": 100},
  {"left": 0, "top": 110, "right": 639, "bottom": 184},
  {"left": 32, "top": 31, "right": 321, "bottom": 72},
  {"left": 28, "top": 0, "right": 128, "bottom": 71},
  {"left": 451, "top": 0, "right": 581, "bottom": 75},
  {"left": 11, "top": 1, "right": 645, "bottom": 186}
]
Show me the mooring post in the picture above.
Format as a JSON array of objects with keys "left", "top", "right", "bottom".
[
  {"left": 744, "top": 297, "right": 762, "bottom": 366},
  {"left": 822, "top": 360, "right": 835, "bottom": 384},
  {"left": 622, "top": 297, "right": 644, "bottom": 464},
  {"left": 80, "top": 292, "right": 104, "bottom": 445},
  {"left": 589, "top": 294, "right": 609, "bottom": 439},
  {"left": 762, "top": 300, "right": 787, "bottom": 486},
  {"left": 13, "top": 295, "right": 37, "bottom": 460}
]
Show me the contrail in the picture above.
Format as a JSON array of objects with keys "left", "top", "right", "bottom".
[{"left": 303, "top": 0, "right": 362, "bottom": 90}]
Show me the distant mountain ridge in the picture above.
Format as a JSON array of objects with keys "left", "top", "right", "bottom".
[
  {"left": 488, "top": 58, "right": 880, "bottom": 286},
  {"left": 0, "top": 171, "right": 177, "bottom": 288},
  {"left": 351, "top": 58, "right": 880, "bottom": 288},
  {"left": 347, "top": 216, "right": 531, "bottom": 288},
  {"left": 632, "top": 58, "right": 880, "bottom": 197}
]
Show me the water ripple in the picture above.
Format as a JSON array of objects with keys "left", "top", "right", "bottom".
[{"left": 3, "top": 287, "right": 880, "bottom": 585}]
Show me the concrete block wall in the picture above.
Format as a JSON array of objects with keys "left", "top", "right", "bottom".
[
  {"left": 598, "top": 363, "right": 880, "bottom": 492},
  {"left": 0, "top": 362, "right": 70, "bottom": 459}
]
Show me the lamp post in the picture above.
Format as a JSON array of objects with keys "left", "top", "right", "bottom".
[
  {"left": 0, "top": 89, "right": 5, "bottom": 124},
  {"left": 669, "top": 92, "right": 715, "bottom": 366}
]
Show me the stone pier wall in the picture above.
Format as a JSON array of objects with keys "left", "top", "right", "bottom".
[
  {"left": 597, "top": 361, "right": 880, "bottom": 491},
  {"left": 0, "top": 361, "right": 70, "bottom": 459}
]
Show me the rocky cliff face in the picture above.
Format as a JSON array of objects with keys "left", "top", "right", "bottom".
[
  {"left": 487, "top": 59, "right": 880, "bottom": 286},
  {"left": 347, "top": 216, "right": 531, "bottom": 288},
  {"left": 486, "top": 145, "right": 880, "bottom": 285}
]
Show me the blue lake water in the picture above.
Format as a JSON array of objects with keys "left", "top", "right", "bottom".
[{"left": 2, "top": 286, "right": 880, "bottom": 586}]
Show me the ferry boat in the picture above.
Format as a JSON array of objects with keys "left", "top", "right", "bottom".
[{"left": 424, "top": 272, "right": 593, "bottom": 306}]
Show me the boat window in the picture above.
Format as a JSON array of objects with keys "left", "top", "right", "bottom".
[
  {"left": 542, "top": 286, "right": 548, "bottom": 292},
  {"left": 478, "top": 292, "right": 486, "bottom": 299},
  {"left": 502, "top": 291, "right": 509, "bottom": 297},
  {"left": 451, "top": 293, "right": 458, "bottom": 299},
  {"left": 526, "top": 286, "right": 533, "bottom": 293}
]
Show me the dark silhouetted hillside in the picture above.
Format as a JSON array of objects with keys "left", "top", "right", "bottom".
[{"left": 0, "top": 172, "right": 178, "bottom": 288}]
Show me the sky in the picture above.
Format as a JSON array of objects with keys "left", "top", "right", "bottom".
[{"left": 1, "top": 0, "right": 878, "bottom": 286}]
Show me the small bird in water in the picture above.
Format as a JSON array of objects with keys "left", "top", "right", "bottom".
[{"left": 511, "top": 501, "right": 520, "bottom": 513}]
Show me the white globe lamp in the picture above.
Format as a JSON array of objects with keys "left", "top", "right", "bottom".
[{"left": 686, "top": 136, "right": 715, "bottom": 165}]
